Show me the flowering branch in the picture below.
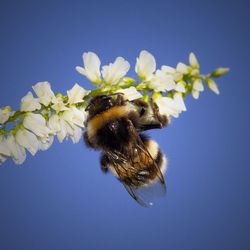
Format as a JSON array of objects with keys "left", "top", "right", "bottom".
[{"left": 0, "top": 50, "right": 229, "bottom": 165}]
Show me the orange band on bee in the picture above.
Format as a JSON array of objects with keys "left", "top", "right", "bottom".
[{"left": 87, "top": 105, "right": 133, "bottom": 138}]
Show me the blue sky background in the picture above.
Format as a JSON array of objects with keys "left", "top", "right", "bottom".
[{"left": 0, "top": 0, "right": 249, "bottom": 249}]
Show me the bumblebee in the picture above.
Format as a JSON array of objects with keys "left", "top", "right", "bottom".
[{"left": 84, "top": 93, "right": 168, "bottom": 207}]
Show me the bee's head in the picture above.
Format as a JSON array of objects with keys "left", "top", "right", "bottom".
[{"left": 85, "top": 94, "right": 115, "bottom": 117}]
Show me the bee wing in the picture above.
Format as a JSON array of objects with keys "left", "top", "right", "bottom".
[
  {"left": 123, "top": 179, "right": 166, "bottom": 207},
  {"left": 105, "top": 125, "right": 166, "bottom": 207}
]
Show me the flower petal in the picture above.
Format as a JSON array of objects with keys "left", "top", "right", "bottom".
[
  {"left": 32, "top": 82, "right": 56, "bottom": 106},
  {"left": 7, "top": 134, "right": 26, "bottom": 165},
  {"left": 67, "top": 83, "right": 88, "bottom": 104},
  {"left": 193, "top": 79, "right": 204, "bottom": 92},
  {"left": 116, "top": 87, "right": 142, "bottom": 101},
  {"left": 76, "top": 52, "right": 102, "bottom": 84},
  {"left": 176, "top": 63, "right": 189, "bottom": 74},
  {"left": 189, "top": 52, "right": 199, "bottom": 68},
  {"left": 0, "top": 106, "right": 12, "bottom": 124},
  {"left": 207, "top": 79, "right": 220, "bottom": 94},
  {"left": 16, "top": 128, "right": 39, "bottom": 156},
  {"left": 102, "top": 57, "right": 130, "bottom": 85},
  {"left": 20, "top": 92, "right": 41, "bottom": 112},
  {"left": 135, "top": 50, "right": 156, "bottom": 81},
  {"left": 192, "top": 89, "right": 200, "bottom": 99},
  {"left": 23, "top": 113, "right": 51, "bottom": 138}
]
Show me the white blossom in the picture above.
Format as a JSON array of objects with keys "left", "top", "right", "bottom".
[
  {"left": 192, "top": 79, "right": 204, "bottom": 99},
  {"left": 20, "top": 91, "right": 41, "bottom": 112},
  {"left": 161, "top": 65, "right": 183, "bottom": 82},
  {"left": 16, "top": 128, "right": 39, "bottom": 156},
  {"left": 192, "top": 90, "right": 200, "bottom": 99},
  {"left": 49, "top": 107, "right": 86, "bottom": 143},
  {"left": 116, "top": 87, "right": 142, "bottom": 101},
  {"left": 175, "top": 81, "right": 186, "bottom": 93},
  {"left": 173, "top": 93, "right": 187, "bottom": 112},
  {"left": 23, "top": 113, "right": 51, "bottom": 138},
  {"left": 38, "top": 136, "right": 54, "bottom": 151},
  {"left": 67, "top": 83, "right": 88, "bottom": 104},
  {"left": 176, "top": 63, "right": 189, "bottom": 74},
  {"left": 161, "top": 65, "right": 176, "bottom": 74},
  {"left": 207, "top": 79, "right": 220, "bottom": 94},
  {"left": 0, "top": 106, "right": 12, "bottom": 124},
  {"left": 189, "top": 52, "right": 199, "bottom": 68},
  {"left": 61, "top": 107, "right": 87, "bottom": 128},
  {"left": 102, "top": 57, "right": 130, "bottom": 85},
  {"left": 149, "top": 70, "right": 176, "bottom": 92},
  {"left": 56, "top": 117, "right": 74, "bottom": 143},
  {"left": 154, "top": 96, "right": 183, "bottom": 118},
  {"left": 0, "top": 135, "right": 11, "bottom": 164},
  {"left": 48, "top": 114, "right": 61, "bottom": 134},
  {"left": 32, "top": 81, "right": 56, "bottom": 106},
  {"left": 6, "top": 134, "right": 26, "bottom": 165},
  {"left": 135, "top": 50, "right": 156, "bottom": 81},
  {"left": 76, "top": 52, "right": 102, "bottom": 84},
  {"left": 51, "top": 95, "right": 69, "bottom": 113},
  {"left": 69, "top": 124, "right": 83, "bottom": 144}
]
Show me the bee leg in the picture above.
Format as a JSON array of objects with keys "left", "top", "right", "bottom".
[
  {"left": 100, "top": 154, "right": 109, "bottom": 173},
  {"left": 131, "top": 99, "right": 148, "bottom": 117},
  {"left": 116, "top": 93, "right": 127, "bottom": 106},
  {"left": 151, "top": 100, "right": 169, "bottom": 128}
]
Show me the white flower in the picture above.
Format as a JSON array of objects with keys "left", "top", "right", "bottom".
[
  {"left": 135, "top": 50, "right": 156, "bottom": 81},
  {"left": 161, "top": 65, "right": 176, "bottom": 74},
  {"left": 23, "top": 113, "right": 51, "bottom": 138},
  {"left": 20, "top": 91, "right": 41, "bottom": 112},
  {"left": 48, "top": 112, "right": 82, "bottom": 143},
  {"left": 149, "top": 70, "right": 176, "bottom": 92},
  {"left": 48, "top": 114, "right": 61, "bottom": 134},
  {"left": 161, "top": 65, "right": 183, "bottom": 82},
  {"left": 76, "top": 52, "right": 102, "bottom": 84},
  {"left": 175, "top": 81, "right": 186, "bottom": 93},
  {"left": 0, "top": 135, "right": 11, "bottom": 164},
  {"left": 70, "top": 124, "right": 83, "bottom": 144},
  {"left": 61, "top": 107, "right": 87, "bottom": 128},
  {"left": 154, "top": 96, "right": 183, "bottom": 118},
  {"left": 38, "top": 136, "right": 54, "bottom": 151},
  {"left": 0, "top": 106, "right": 12, "bottom": 124},
  {"left": 176, "top": 63, "right": 189, "bottom": 74},
  {"left": 192, "top": 79, "right": 204, "bottom": 99},
  {"left": 116, "top": 87, "right": 142, "bottom": 101},
  {"left": 51, "top": 95, "right": 69, "bottom": 113},
  {"left": 16, "top": 128, "right": 39, "bottom": 156},
  {"left": 173, "top": 93, "right": 187, "bottom": 112},
  {"left": 189, "top": 52, "right": 199, "bottom": 68},
  {"left": 67, "top": 83, "right": 88, "bottom": 104},
  {"left": 207, "top": 79, "right": 220, "bottom": 95},
  {"left": 192, "top": 90, "right": 200, "bottom": 99},
  {"left": 102, "top": 57, "right": 130, "bottom": 85},
  {"left": 49, "top": 107, "right": 86, "bottom": 143},
  {"left": 56, "top": 117, "right": 74, "bottom": 143},
  {"left": 32, "top": 81, "right": 56, "bottom": 106},
  {"left": 6, "top": 134, "right": 26, "bottom": 165},
  {"left": 193, "top": 79, "right": 204, "bottom": 92}
]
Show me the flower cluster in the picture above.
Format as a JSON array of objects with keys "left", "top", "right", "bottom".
[
  {"left": 0, "top": 82, "right": 88, "bottom": 164},
  {"left": 0, "top": 50, "right": 229, "bottom": 165}
]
